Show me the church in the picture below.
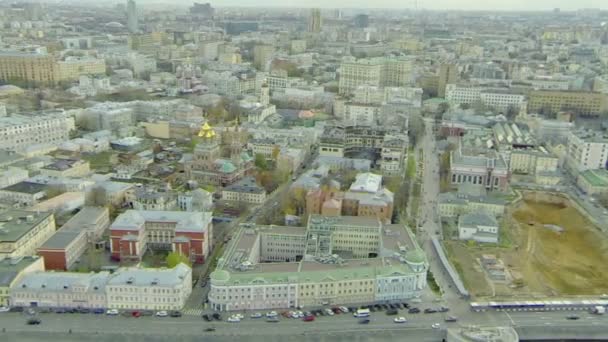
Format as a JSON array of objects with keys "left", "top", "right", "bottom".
[{"left": 184, "top": 122, "right": 254, "bottom": 187}]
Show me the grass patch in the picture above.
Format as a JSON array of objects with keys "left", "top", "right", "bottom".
[
  {"left": 406, "top": 151, "right": 416, "bottom": 179},
  {"left": 82, "top": 151, "right": 114, "bottom": 170}
]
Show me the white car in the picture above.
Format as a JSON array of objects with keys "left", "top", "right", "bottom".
[
  {"left": 227, "top": 316, "right": 241, "bottom": 323},
  {"left": 234, "top": 313, "right": 244, "bottom": 319},
  {"left": 394, "top": 317, "right": 407, "bottom": 323},
  {"left": 0, "top": 306, "right": 9, "bottom": 313},
  {"left": 325, "top": 308, "right": 334, "bottom": 316},
  {"left": 339, "top": 306, "right": 349, "bottom": 313},
  {"left": 432, "top": 323, "right": 441, "bottom": 329},
  {"left": 266, "top": 311, "right": 278, "bottom": 318},
  {"left": 250, "top": 312, "right": 263, "bottom": 319},
  {"left": 106, "top": 309, "right": 119, "bottom": 315},
  {"left": 155, "top": 311, "right": 168, "bottom": 317}
]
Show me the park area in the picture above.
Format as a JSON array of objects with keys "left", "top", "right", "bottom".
[{"left": 444, "top": 191, "right": 608, "bottom": 299}]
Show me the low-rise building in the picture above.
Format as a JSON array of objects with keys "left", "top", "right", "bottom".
[
  {"left": 458, "top": 211, "right": 499, "bottom": 244},
  {"left": 566, "top": 130, "right": 608, "bottom": 173},
  {"left": 509, "top": 148, "right": 559, "bottom": 175},
  {"left": 37, "top": 207, "right": 110, "bottom": 271},
  {"left": 177, "top": 189, "right": 213, "bottom": 212},
  {"left": 128, "top": 186, "right": 177, "bottom": 211},
  {"left": 208, "top": 216, "right": 427, "bottom": 311},
  {"left": 438, "top": 192, "right": 506, "bottom": 218},
  {"left": 0, "top": 210, "right": 55, "bottom": 258},
  {"left": 221, "top": 177, "right": 266, "bottom": 204},
  {"left": 110, "top": 210, "right": 213, "bottom": 264},
  {"left": 105, "top": 263, "right": 192, "bottom": 311},
  {"left": 0, "top": 167, "right": 29, "bottom": 189},
  {"left": 0, "top": 181, "right": 48, "bottom": 206},
  {"left": 39, "top": 159, "right": 90, "bottom": 178},
  {"left": 0, "top": 256, "right": 45, "bottom": 307},
  {"left": 577, "top": 169, "right": 608, "bottom": 196}
]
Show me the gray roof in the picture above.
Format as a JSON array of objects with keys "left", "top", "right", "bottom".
[
  {"left": 223, "top": 177, "right": 265, "bottom": 194},
  {"left": 459, "top": 211, "right": 498, "bottom": 228},
  {"left": 106, "top": 263, "right": 190, "bottom": 287},
  {"left": 14, "top": 271, "right": 110, "bottom": 292},
  {"left": 38, "top": 230, "right": 83, "bottom": 250},
  {"left": 0, "top": 256, "right": 42, "bottom": 287},
  {"left": 111, "top": 210, "right": 211, "bottom": 233},
  {"left": 1, "top": 181, "right": 47, "bottom": 194},
  {"left": 0, "top": 210, "right": 53, "bottom": 243}
]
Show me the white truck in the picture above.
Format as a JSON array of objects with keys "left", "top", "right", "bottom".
[{"left": 591, "top": 306, "right": 606, "bottom": 315}]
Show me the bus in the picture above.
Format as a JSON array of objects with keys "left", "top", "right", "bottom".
[{"left": 353, "top": 308, "right": 370, "bottom": 317}]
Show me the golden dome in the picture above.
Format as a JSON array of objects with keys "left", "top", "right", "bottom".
[{"left": 198, "top": 122, "right": 216, "bottom": 138}]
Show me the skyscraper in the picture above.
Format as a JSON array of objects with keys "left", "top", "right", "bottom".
[
  {"left": 127, "top": 0, "right": 138, "bottom": 34},
  {"left": 308, "top": 8, "right": 322, "bottom": 33}
]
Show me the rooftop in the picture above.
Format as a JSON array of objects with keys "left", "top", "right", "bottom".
[
  {"left": 106, "top": 263, "right": 191, "bottom": 287},
  {"left": 223, "top": 177, "right": 265, "bottom": 194},
  {"left": 111, "top": 210, "right": 212, "bottom": 233},
  {"left": 0, "top": 256, "right": 42, "bottom": 287},
  {"left": 14, "top": 271, "right": 110, "bottom": 293},
  {"left": 1, "top": 181, "right": 47, "bottom": 194},
  {"left": 0, "top": 210, "right": 53, "bottom": 243},
  {"left": 349, "top": 172, "right": 382, "bottom": 193},
  {"left": 38, "top": 230, "right": 83, "bottom": 250},
  {"left": 459, "top": 211, "right": 499, "bottom": 228}
]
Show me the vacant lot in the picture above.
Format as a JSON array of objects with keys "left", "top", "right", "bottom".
[{"left": 445, "top": 192, "right": 608, "bottom": 299}]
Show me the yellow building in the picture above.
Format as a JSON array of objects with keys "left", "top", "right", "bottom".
[
  {"left": 0, "top": 210, "right": 56, "bottom": 258},
  {"left": 528, "top": 90, "right": 608, "bottom": 116},
  {"left": 56, "top": 58, "right": 106, "bottom": 81},
  {"left": 0, "top": 52, "right": 57, "bottom": 84},
  {"left": 0, "top": 256, "right": 45, "bottom": 307}
]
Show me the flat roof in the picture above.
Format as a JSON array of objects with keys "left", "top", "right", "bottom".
[
  {"left": 0, "top": 210, "right": 52, "bottom": 243},
  {"left": 0, "top": 256, "right": 42, "bottom": 287},
  {"left": 38, "top": 230, "right": 83, "bottom": 250},
  {"left": 106, "top": 263, "right": 190, "bottom": 287},
  {"left": 1, "top": 181, "right": 47, "bottom": 194}
]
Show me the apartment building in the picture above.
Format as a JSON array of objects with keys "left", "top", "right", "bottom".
[
  {"left": 566, "top": 130, "right": 608, "bottom": 172},
  {"left": 338, "top": 57, "right": 413, "bottom": 95},
  {"left": 208, "top": 216, "right": 427, "bottom": 311},
  {"left": 0, "top": 256, "right": 45, "bottom": 307},
  {"left": 528, "top": 90, "right": 608, "bottom": 116},
  {"left": 37, "top": 207, "right": 110, "bottom": 271},
  {"left": 0, "top": 52, "right": 56, "bottom": 84},
  {"left": 56, "top": 57, "right": 106, "bottom": 81},
  {"left": 105, "top": 264, "right": 192, "bottom": 311},
  {"left": 0, "top": 111, "right": 75, "bottom": 152},
  {"left": 445, "top": 84, "right": 526, "bottom": 112},
  {"left": 509, "top": 148, "right": 559, "bottom": 175},
  {"left": 438, "top": 192, "right": 506, "bottom": 218},
  {"left": 0, "top": 210, "right": 55, "bottom": 258},
  {"left": 438, "top": 63, "right": 458, "bottom": 98},
  {"left": 9, "top": 263, "right": 192, "bottom": 311},
  {"left": 110, "top": 210, "right": 213, "bottom": 264}
]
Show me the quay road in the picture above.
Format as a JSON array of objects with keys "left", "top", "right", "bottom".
[{"left": 1, "top": 308, "right": 608, "bottom": 341}]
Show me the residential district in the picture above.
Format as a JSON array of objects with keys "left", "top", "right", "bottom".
[{"left": 0, "top": 1, "right": 607, "bottom": 342}]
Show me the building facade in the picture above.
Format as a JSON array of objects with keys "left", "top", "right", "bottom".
[
  {"left": 0, "top": 210, "right": 56, "bottom": 258},
  {"left": 528, "top": 90, "right": 608, "bottom": 116},
  {"left": 0, "top": 111, "right": 75, "bottom": 152}
]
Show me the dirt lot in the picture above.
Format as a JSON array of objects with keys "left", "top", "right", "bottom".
[{"left": 445, "top": 192, "right": 608, "bottom": 299}]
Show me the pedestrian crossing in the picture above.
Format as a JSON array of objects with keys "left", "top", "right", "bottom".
[{"left": 183, "top": 308, "right": 203, "bottom": 316}]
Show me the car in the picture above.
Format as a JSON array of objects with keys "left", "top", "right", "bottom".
[
  {"left": 250, "top": 312, "right": 263, "bottom": 319},
  {"left": 156, "top": 311, "right": 168, "bottom": 317},
  {"left": 266, "top": 311, "right": 278, "bottom": 318},
  {"left": 424, "top": 308, "right": 438, "bottom": 314},
  {"left": 340, "top": 306, "right": 349, "bottom": 313},
  {"left": 408, "top": 308, "right": 421, "bottom": 314},
  {"left": 566, "top": 315, "right": 580, "bottom": 320},
  {"left": 26, "top": 318, "right": 41, "bottom": 325},
  {"left": 68, "top": 308, "right": 78, "bottom": 314},
  {"left": 131, "top": 311, "right": 141, "bottom": 318},
  {"left": 0, "top": 306, "right": 10, "bottom": 313},
  {"left": 432, "top": 323, "right": 441, "bottom": 329},
  {"left": 141, "top": 310, "right": 153, "bottom": 317},
  {"left": 39, "top": 308, "right": 51, "bottom": 314},
  {"left": 438, "top": 307, "right": 450, "bottom": 313},
  {"left": 212, "top": 313, "right": 222, "bottom": 321},
  {"left": 170, "top": 311, "right": 182, "bottom": 317},
  {"left": 54, "top": 308, "right": 66, "bottom": 314},
  {"left": 26, "top": 308, "right": 36, "bottom": 315},
  {"left": 78, "top": 308, "right": 90, "bottom": 314},
  {"left": 93, "top": 308, "right": 105, "bottom": 314},
  {"left": 358, "top": 318, "right": 371, "bottom": 324},
  {"left": 303, "top": 315, "right": 315, "bottom": 322},
  {"left": 282, "top": 311, "right": 292, "bottom": 318},
  {"left": 331, "top": 307, "right": 341, "bottom": 314},
  {"left": 445, "top": 316, "right": 458, "bottom": 322},
  {"left": 324, "top": 308, "right": 334, "bottom": 316},
  {"left": 227, "top": 316, "right": 241, "bottom": 323},
  {"left": 106, "top": 309, "right": 119, "bottom": 316},
  {"left": 394, "top": 317, "right": 407, "bottom": 323},
  {"left": 204, "top": 327, "right": 216, "bottom": 332},
  {"left": 386, "top": 309, "right": 399, "bottom": 316},
  {"left": 266, "top": 317, "right": 279, "bottom": 323},
  {"left": 396, "top": 303, "right": 404, "bottom": 309},
  {"left": 202, "top": 314, "right": 212, "bottom": 321}
]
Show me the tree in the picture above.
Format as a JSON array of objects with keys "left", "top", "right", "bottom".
[
  {"left": 254, "top": 153, "right": 269, "bottom": 170},
  {"left": 505, "top": 105, "right": 519, "bottom": 120},
  {"left": 166, "top": 252, "right": 191, "bottom": 268},
  {"left": 408, "top": 114, "right": 426, "bottom": 147},
  {"left": 271, "top": 146, "right": 281, "bottom": 162}
]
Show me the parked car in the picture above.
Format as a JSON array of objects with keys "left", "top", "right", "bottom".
[
  {"left": 156, "top": 311, "right": 168, "bottom": 317},
  {"left": 77, "top": 308, "right": 90, "bottom": 314},
  {"left": 131, "top": 311, "right": 141, "bottom": 318},
  {"left": 54, "top": 308, "right": 67, "bottom": 314},
  {"left": 212, "top": 313, "right": 222, "bottom": 321},
  {"left": 408, "top": 308, "right": 421, "bottom": 314},
  {"left": 10, "top": 307, "right": 23, "bottom": 313},
  {"left": 303, "top": 315, "right": 315, "bottom": 322},
  {"left": 445, "top": 316, "right": 458, "bottom": 322},
  {"left": 339, "top": 306, "right": 349, "bottom": 313},
  {"left": 0, "top": 306, "right": 11, "bottom": 313},
  {"left": 324, "top": 308, "right": 334, "bottom": 316},
  {"left": 202, "top": 314, "right": 212, "bottom": 321},
  {"left": 227, "top": 316, "right": 241, "bottom": 323},
  {"left": 250, "top": 312, "right": 263, "bottom": 319},
  {"left": 93, "top": 308, "right": 105, "bottom": 314},
  {"left": 394, "top": 317, "right": 407, "bottom": 323},
  {"left": 386, "top": 309, "right": 399, "bottom": 316},
  {"left": 26, "top": 318, "right": 41, "bottom": 325},
  {"left": 170, "top": 311, "right": 182, "bottom": 317},
  {"left": 266, "top": 311, "right": 278, "bottom": 318},
  {"left": 438, "top": 307, "right": 450, "bottom": 313},
  {"left": 106, "top": 309, "right": 119, "bottom": 316},
  {"left": 424, "top": 308, "right": 437, "bottom": 314},
  {"left": 432, "top": 323, "right": 441, "bottom": 329}
]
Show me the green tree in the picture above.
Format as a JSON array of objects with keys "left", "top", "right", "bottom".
[
  {"left": 166, "top": 252, "right": 191, "bottom": 268},
  {"left": 254, "top": 153, "right": 269, "bottom": 170}
]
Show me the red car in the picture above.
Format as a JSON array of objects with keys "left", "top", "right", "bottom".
[
  {"left": 303, "top": 315, "right": 315, "bottom": 322},
  {"left": 131, "top": 311, "right": 141, "bottom": 317}
]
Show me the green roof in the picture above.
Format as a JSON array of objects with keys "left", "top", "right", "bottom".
[
  {"left": 580, "top": 169, "right": 608, "bottom": 188},
  {"left": 219, "top": 161, "right": 237, "bottom": 174},
  {"left": 405, "top": 249, "right": 426, "bottom": 264}
]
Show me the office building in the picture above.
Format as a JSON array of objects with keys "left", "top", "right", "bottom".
[
  {"left": 109, "top": 210, "right": 213, "bottom": 264},
  {"left": 438, "top": 63, "right": 458, "bottom": 98},
  {"left": 208, "top": 216, "right": 427, "bottom": 311},
  {"left": 0, "top": 52, "right": 57, "bottom": 84},
  {"left": 37, "top": 207, "right": 110, "bottom": 271},
  {"left": 0, "top": 210, "right": 56, "bottom": 258},
  {"left": 308, "top": 8, "right": 322, "bottom": 33},
  {"left": 0, "top": 111, "right": 75, "bottom": 153},
  {"left": 127, "top": 0, "right": 138, "bottom": 33}
]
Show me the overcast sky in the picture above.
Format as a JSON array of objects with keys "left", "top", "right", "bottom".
[{"left": 204, "top": 0, "right": 608, "bottom": 11}]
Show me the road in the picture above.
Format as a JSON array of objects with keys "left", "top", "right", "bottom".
[{"left": 2, "top": 307, "right": 607, "bottom": 341}]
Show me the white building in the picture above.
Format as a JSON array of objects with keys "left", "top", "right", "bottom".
[
  {"left": 0, "top": 111, "right": 75, "bottom": 152},
  {"left": 566, "top": 130, "right": 608, "bottom": 173},
  {"left": 446, "top": 85, "right": 526, "bottom": 112},
  {"left": 458, "top": 211, "right": 499, "bottom": 244},
  {"left": 0, "top": 167, "right": 28, "bottom": 189}
]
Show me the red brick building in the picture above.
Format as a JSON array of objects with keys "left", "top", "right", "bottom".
[{"left": 109, "top": 210, "right": 213, "bottom": 264}]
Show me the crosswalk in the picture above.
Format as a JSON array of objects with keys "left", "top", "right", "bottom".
[{"left": 183, "top": 308, "right": 203, "bottom": 316}]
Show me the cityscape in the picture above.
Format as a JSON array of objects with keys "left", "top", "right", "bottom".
[{"left": 0, "top": 1, "right": 607, "bottom": 341}]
